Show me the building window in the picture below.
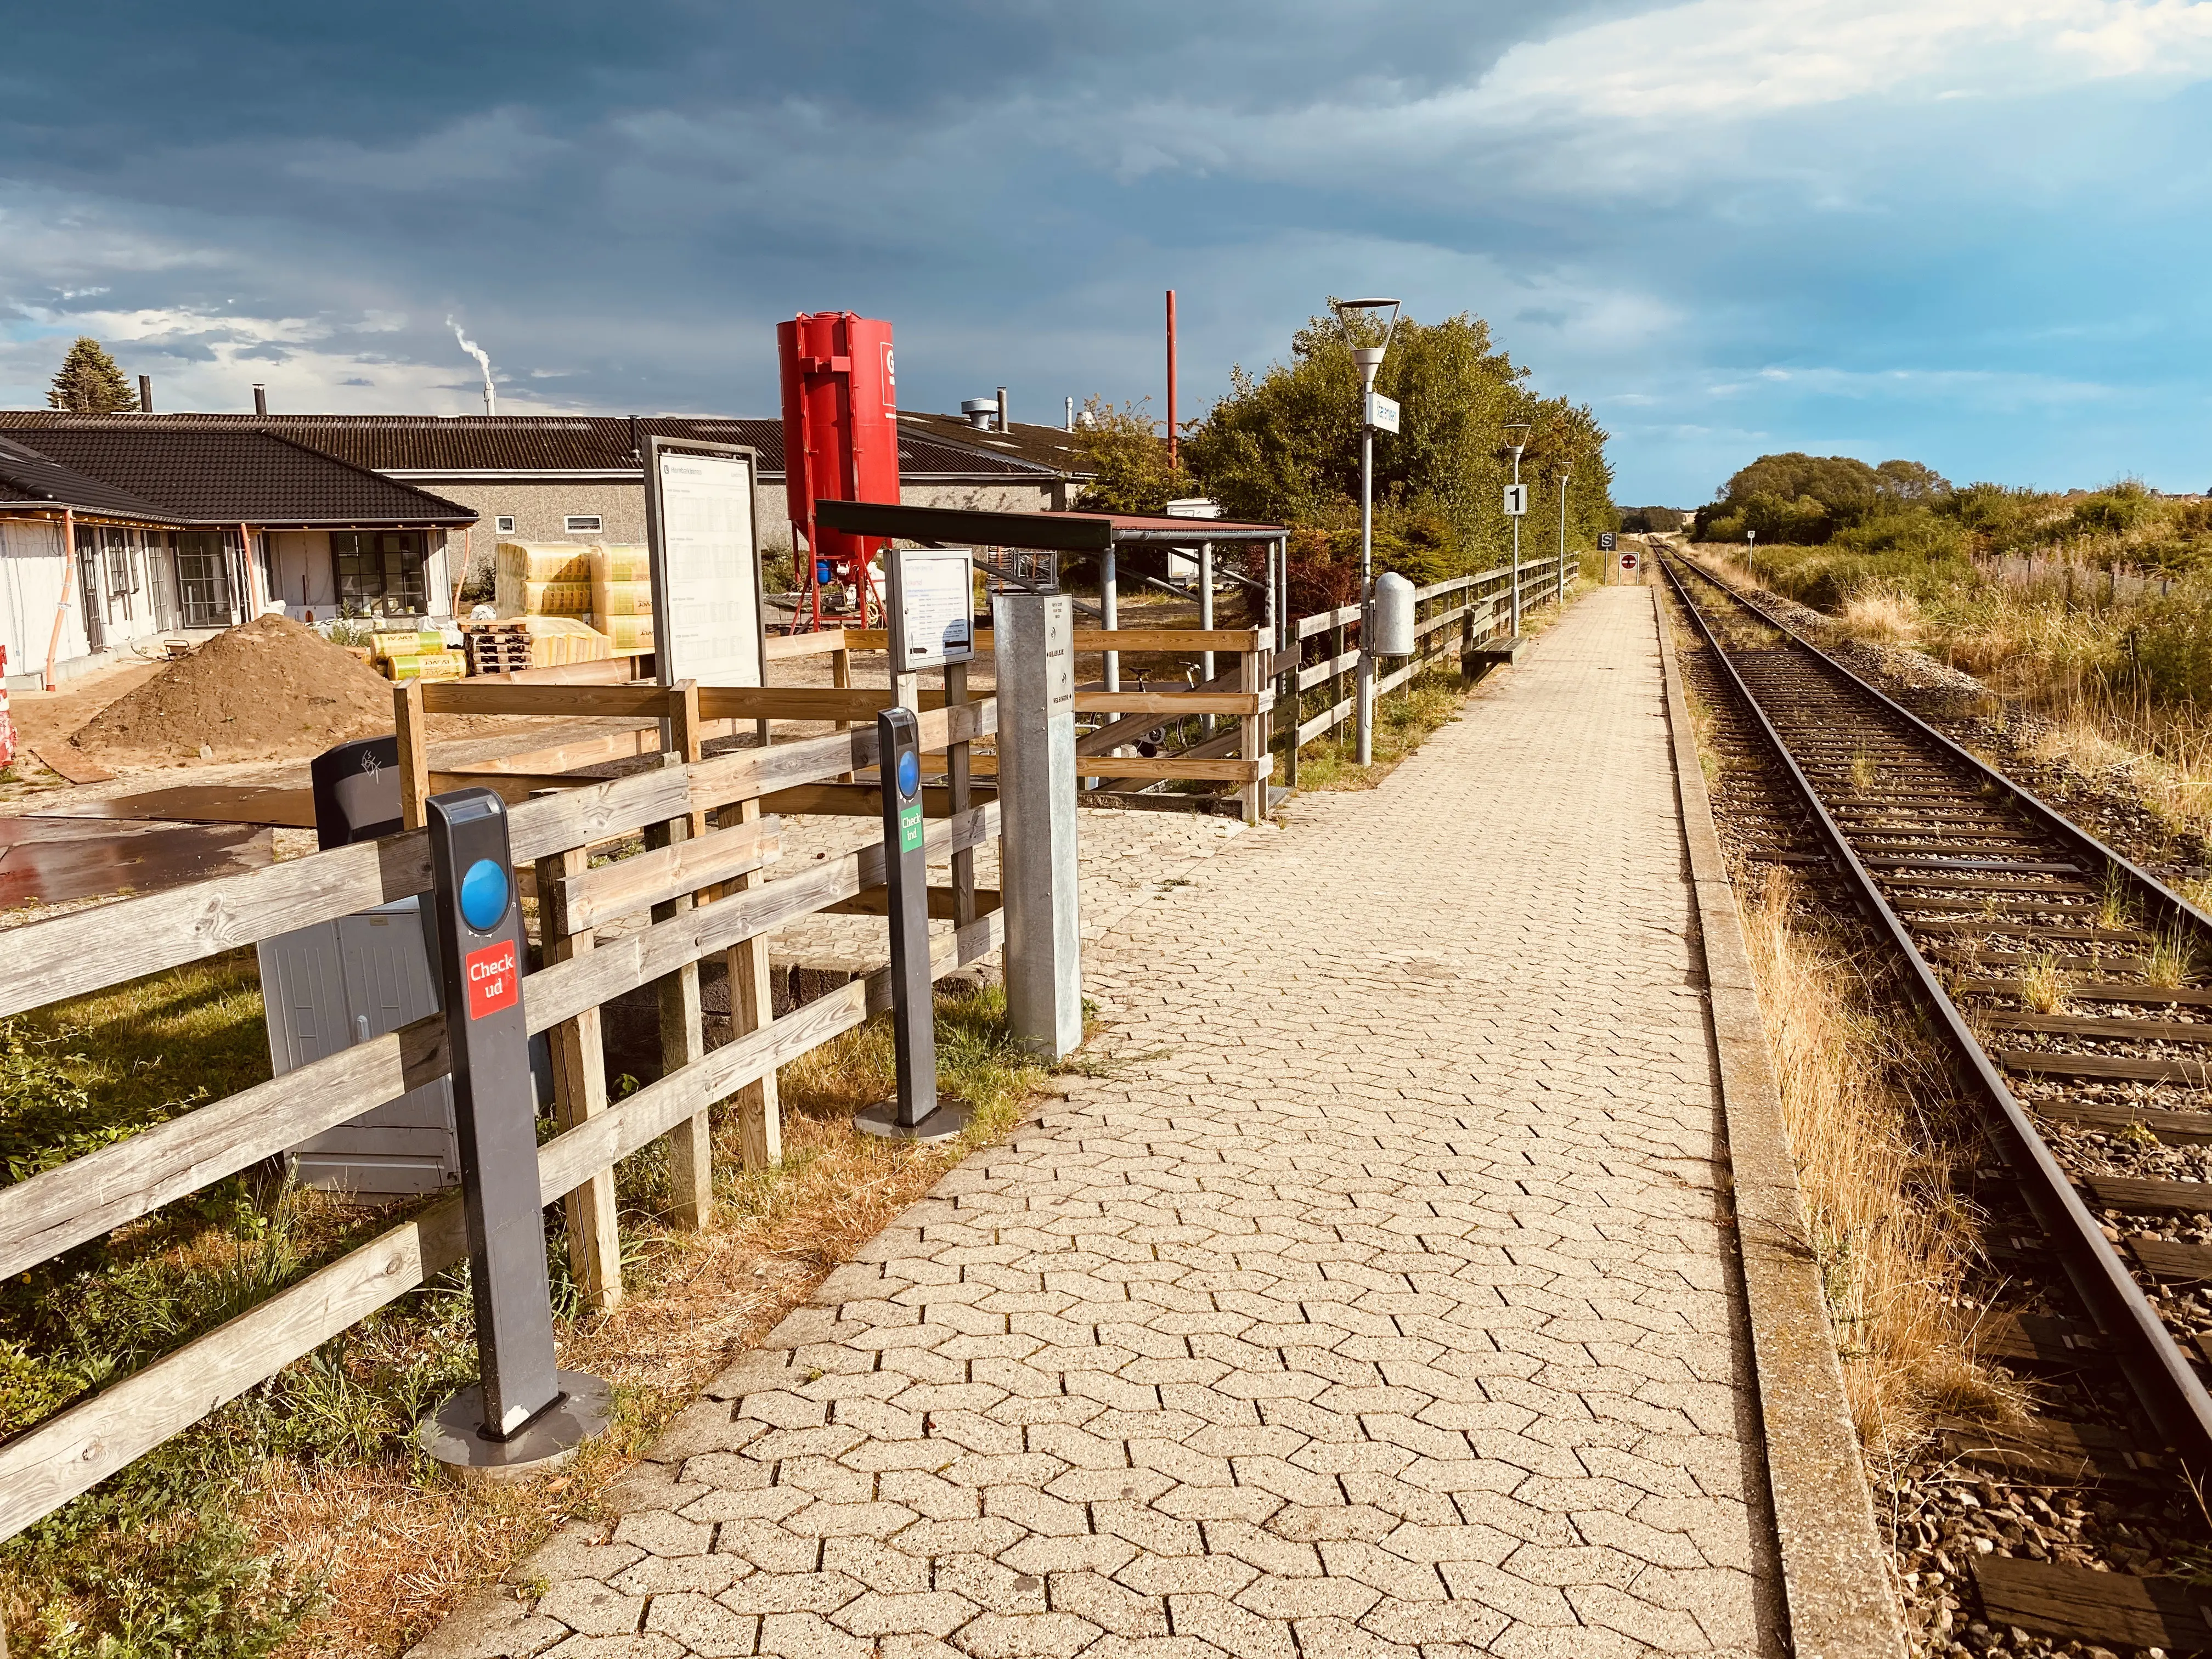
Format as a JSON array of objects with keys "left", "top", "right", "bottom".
[
  {"left": 495, "top": 515, "right": 516, "bottom": 535},
  {"left": 101, "top": 527, "right": 136, "bottom": 622},
  {"left": 564, "top": 515, "right": 602, "bottom": 535},
  {"left": 333, "top": 530, "right": 428, "bottom": 616},
  {"left": 174, "top": 531, "right": 236, "bottom": 628}
]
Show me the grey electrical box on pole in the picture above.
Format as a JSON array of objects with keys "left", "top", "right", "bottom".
[
  {"left": 994, "top": 590, "right": 1082, "bottom": 1059},
  {"left": 415, "top": 787, "right": 610, "bottom": 1479},
  {"left": 855, "top": 707, "right": 968, "bottom": 1142},
  {"left": 1370, "top": 571, "right": 1416, "bottom": 657}
]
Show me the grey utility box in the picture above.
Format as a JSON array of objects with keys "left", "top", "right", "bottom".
[{"left": 258, "top": 898, "right": 460, "bottom": 1197}]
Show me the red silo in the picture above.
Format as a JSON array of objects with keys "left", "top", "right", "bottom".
[{"left": 777, "top": 312, "right": 899, "bottom": 626}]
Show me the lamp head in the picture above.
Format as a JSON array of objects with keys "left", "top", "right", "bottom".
[
  {"left": 1331, "top": 296, "right": 1401, "bottom": 354},
  {"left": 1505, "top": 421, "right": 1532, "bottom": 458}
]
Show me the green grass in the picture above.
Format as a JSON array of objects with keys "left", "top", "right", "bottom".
[
  {"left": 1, "top": 962, "right": 1062, "bottom": 1656},
  {"left": 1289, "top": 666, "right": 1470, "bottom": 792}
]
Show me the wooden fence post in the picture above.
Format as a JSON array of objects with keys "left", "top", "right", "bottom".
[
  {"left": 721, "top": 794, "right": 782, "bottom": 1171},
  {"left": 537, "top": 844, "right": 623, "bottom": 1312},
  {"left": 655, "top": 680, "right": 712, "bottom": 1228},
  {"left": 1240, "top": 644, "right": 1267, "bottom": 825},
  {"left": 833, "top": 639, "right": 856, "bottom": 782},
  {"left": 394, "top": 679, "right": 430, "bottom": 830}
]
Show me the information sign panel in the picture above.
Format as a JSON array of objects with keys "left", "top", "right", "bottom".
[
  {"left": 1364, "top": 392, "right": 1400, "bottom": 434},
  {"left": 888, "top": 547, "right": 977, "bottom": 672},
  {"left": 1503, "top": 483, "right": 1528, "bottom": 517},
  {"left": 643, "top": 437, "right": 766, "bottom": 690}
]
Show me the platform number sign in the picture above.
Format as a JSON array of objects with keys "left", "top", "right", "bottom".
[
  {"left": 1599, "top": 531, "right": 1616, "bottom": 552},
  {"left": 1502, "top": 483, "right": 1528, "bottom": 518}
]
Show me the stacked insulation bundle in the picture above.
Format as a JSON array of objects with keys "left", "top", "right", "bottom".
[
  {"left": 488, "top": 541, "right": 653, "bottom": 664},
  {"left": 589, "top": 545, "right": 655, "bottom": 654}
]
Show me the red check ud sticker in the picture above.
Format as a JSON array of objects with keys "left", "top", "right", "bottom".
[{"left": 466, "top": 940, "right": 519, "bottom": 1020}]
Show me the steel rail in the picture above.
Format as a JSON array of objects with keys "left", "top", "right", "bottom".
[{"left": 1660, "top": 551, "right": 2212, "bottom": 1473}]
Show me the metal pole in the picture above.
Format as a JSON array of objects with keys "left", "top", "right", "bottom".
[
  {"left": 1510, "top": 445, "right": 1522, "bottom": 635},
  {"left": 1356, "top": 360, "right": 1378, "bottom": 765},
  {"left": 1558, "top": 471, "right": 1570, "bottom": 607},
  {"left": 1101, "top": 545, "right": 1119, "bottom": 696},
  {"left": 1200, "top": 540, "right": 1215, "bottom": 735}
]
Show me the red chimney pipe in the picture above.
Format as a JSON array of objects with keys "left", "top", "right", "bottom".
[{"left": 1165, "top": 290, "right": 1178, "bottom": 471}]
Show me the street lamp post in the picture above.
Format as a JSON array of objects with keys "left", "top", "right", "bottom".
[
  {"left": 1558, "top": 467, "right": 1572, "bottom": 607},
  {"left": 1505, "top": 423, "right": 1531, "bottom": 634},
  {"left": 1333, "top": 296, "right": 1400, "bottom": 765}
]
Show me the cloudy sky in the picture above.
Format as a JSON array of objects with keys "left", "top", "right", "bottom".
[{"left": 2, "top": 1, "right": 2208, "bottom": 504}]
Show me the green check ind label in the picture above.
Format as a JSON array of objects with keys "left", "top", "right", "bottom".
[{"left": 898, "top": 799, "right": 925, "bottom": 853}]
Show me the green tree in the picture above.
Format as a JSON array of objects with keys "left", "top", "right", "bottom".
[
  {"left": 1178, "top": 307, "right": 1615, "bottom": 583},
  {"left": 1069, "top": 396, "right": 1189, "bottom": 514},
  {"left": 46, "top": 337, "right": 138, "bottom": 413}
]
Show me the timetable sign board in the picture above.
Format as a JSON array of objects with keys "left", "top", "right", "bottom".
[
  {"left": 889, "top": 547, "right": 977, "bottom": 672},
  {"left": 644, "top": 438, "right": 766, "bottom": 691}
]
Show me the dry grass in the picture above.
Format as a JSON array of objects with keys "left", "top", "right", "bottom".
[
  {"left": 1738, "top": 868, "right": 2008, "bottom": 1449},
  {"left": 1838, "top": 585, "right": 1921, "bottom": 644}
]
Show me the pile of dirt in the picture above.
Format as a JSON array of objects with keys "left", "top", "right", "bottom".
[{"left": 67, "top": 614, "right": 400, "bottom": 769}]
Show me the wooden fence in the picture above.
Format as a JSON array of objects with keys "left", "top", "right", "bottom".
[
  {"left": 1973, "top": 551, "right": 2180, "bottom": 606},
  {"left": 0, "top": 685, "right": 997, "bottom": 1543},
  {"left": 1278, "top": 552, "right": 1572, "bottom": 786}
]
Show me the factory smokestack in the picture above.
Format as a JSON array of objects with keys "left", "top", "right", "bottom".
[{"left": 448, "top": 318, "right": 496, "bottom": 415}]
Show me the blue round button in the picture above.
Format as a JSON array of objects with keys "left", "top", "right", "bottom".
[
  {"left": 459, "top": 857, "right": 510, "bottom": 932},
  {"left": 896, "top": 750, "right": 921, "bottom": 798}
]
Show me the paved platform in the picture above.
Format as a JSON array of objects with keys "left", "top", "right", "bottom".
[{"left": 417, "top": 587, "right": 1784, "bottom": 1659}]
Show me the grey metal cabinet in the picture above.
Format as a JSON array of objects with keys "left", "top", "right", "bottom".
[{"left": 258, "top": 898, "right": 460, "bottom": 1197}]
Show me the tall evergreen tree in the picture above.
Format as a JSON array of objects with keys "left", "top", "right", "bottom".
[{"left": 46, "top": 337, "right": 137, "bottom": 413}]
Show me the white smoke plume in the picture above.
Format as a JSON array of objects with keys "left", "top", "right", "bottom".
[{"left": 447, "top": 315, "right": 495, "bottom": 414}]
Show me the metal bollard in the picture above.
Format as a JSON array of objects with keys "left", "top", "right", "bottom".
[
  {"left": 416, "top": 787, "right": 611, "bottom": 1480},
  {"left": 855, "top": 709, "right": 969, "bottom": 1141}
]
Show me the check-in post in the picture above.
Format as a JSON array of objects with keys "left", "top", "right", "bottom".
[
  {"left": 855, "top": 545, "right": 977, "bottom": 1142},
  {"left": 416, "top": 787, "right": 611, "bottom": 1478}
]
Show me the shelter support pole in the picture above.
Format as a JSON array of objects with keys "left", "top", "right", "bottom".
[
  {"left": 655, "top": 680, "right": 712, "bottom": 1228},
  {"left": 946, "top": 661, "right": 978, "bottom": 927}
]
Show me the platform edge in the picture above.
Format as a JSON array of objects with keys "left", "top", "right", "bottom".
[{"left": 1652, "top": 583, "right": 1908, "bottom": 1659}]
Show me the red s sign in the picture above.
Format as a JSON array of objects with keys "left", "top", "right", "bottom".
[{"left": 465, "top": 940, "right": 519, "bottom": 1020}]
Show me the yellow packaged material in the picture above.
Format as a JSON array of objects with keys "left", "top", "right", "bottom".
[
  {"left": 369, "top": 630, "right": 445, "bottom": 661},
  {"left": 589, "top": 545, "right": 651, "bottom": 584},
  {"left": 494, "top": 541, "right": 592, "bottom": 614},
  {"left": 522, "top": 580, "right": 593, "bottom": 617},
  {"left": 386, "top": 650, "right": 466, "bottom": 681},
  {"left": 590, "top": 580, "right": 653, "bottom": 618},
  {"left": 523, "top": 616, "right": 614, "bottom": 667},
  {"left": 599, "top": 614, "right": 655, "bottom": 652}
]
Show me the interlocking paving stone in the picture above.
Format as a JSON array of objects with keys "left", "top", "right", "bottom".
[{"left": 407, "top": 590, "right": 1781, "bottom": 1657}]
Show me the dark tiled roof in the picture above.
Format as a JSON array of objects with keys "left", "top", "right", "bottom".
[
  {"left": 0, "top": 413, "right": 1075, "bottom": 481},
  {"left": 0, "top": 434, "right": 188, "bottom": 524},
  {"left": 897, "top": 411, "right": 1099, "bottom": 477},
  {"left": 0, "top": 427, "right": 474, "bottom": 526}
]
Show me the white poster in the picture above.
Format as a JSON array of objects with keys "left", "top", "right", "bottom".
[
  {"left": 648, "top": 444, "right": 763, "bottom": 688},
  {"left": 889, "top": 548, "right": 976, "bottom": 672}
]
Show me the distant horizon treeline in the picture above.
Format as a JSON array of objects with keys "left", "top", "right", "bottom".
[
  {"left": 1694, "top": 450, "right": 2212, "bottom": 590},
  {"left": 1069, "top": 308, "right": 1617, "bottom": 608}
]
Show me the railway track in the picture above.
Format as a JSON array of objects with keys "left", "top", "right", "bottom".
[{"left": 1661, "top": 551, "right": 2212, "bottom": 1655}]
